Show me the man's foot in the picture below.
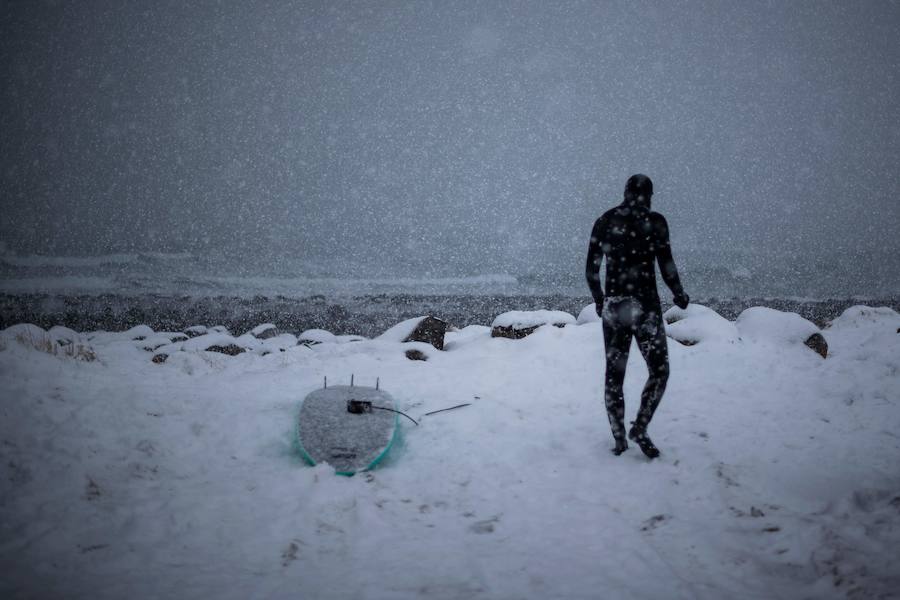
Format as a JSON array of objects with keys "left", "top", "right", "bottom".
[
  {"left": 628, "top": 424, "right": 660, "bottom": 459},
  {"left": 612, "top": 437, "right": 629, "bottom": 456}
]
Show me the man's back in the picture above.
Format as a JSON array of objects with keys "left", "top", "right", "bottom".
[
  {"left": 593, "top": 203, "right": 671, "bottom": 303},
  {"left": 585, "top": 176, "right": 685, "bottom": 308}
]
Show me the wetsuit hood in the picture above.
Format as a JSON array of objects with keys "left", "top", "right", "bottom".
[{"left": 623, "top": 174, "right": 653, "bottom": 211}]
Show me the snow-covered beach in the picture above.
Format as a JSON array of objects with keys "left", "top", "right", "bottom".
[
  {"left": 4, "top": 1, "right": 900, "bottom": 597},
  {"left": 2, "top": 303, "right": 898, "bottom": 599}
]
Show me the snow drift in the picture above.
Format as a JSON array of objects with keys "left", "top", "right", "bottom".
[{"left": 1, "top": 304, "right": 898, "bottom": 599}]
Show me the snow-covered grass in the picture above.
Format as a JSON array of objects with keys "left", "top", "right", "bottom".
[
  {"left": 1, "top": 305, "right": 899, "bottom": 599},
  {"left": 2, "top": 323, "right": 97, "bottom": 362}
]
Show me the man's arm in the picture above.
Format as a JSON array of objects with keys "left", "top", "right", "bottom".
[
  {"left": 653, "top": 214, "right": 689, "bottom": 309},
  {"left": 585, "top": 217, "right": 606, "bottom": 305}
]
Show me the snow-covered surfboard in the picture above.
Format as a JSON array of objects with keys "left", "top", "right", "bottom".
[{"left": 296, "top": 385, "right": 399, "bottom": 476}]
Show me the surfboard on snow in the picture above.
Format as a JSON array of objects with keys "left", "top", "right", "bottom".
[{"left": 296, "top": 384, "right": 399, "bottom": 476}]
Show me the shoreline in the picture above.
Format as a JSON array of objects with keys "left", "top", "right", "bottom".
[{"left": 2, "top": 292, "right": 898, "bottom": 338}]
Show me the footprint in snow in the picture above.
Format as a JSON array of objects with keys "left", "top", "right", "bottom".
[
  {"left": 640, "top": 514, "right": 670, "bottom": 531},
  {"left": 85, "top": 477, "right": 102, "bottom": 501},
  {"left": 469, "top": 515, "right": 501, "bottom": 534},
  {"left": 715, "top": 462, "right": 740, "bottom": 487},
  {"left": 281, "top": 540, "right": 302, "bottom": 566}
]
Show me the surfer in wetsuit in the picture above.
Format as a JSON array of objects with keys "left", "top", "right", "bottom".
[{"left": 585, "top": 174, "right": 689, "bottom": 458}]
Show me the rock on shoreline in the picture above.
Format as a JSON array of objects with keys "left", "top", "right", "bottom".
[{"left": 1, "top": 292, "right": 896, "bottom": 340}]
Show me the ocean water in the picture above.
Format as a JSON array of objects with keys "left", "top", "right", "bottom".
[
  {"left": 2, "top": 250, "right": 897, "bottom": 299},
  {"left": 0, "top": 252, "right": 530, "bottom": 297}
]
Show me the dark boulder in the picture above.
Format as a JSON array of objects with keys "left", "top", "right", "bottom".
[
  {"left": 184, "top": 326, "right": 208, "bottom": 338},
  {"left": 404, "top": 316, "right": 448, "bottom": 350},
  {"left": 490, "top": 310, "right": 575, "bottom": 340},
  {"left": 379, "top": 316, "right": 448, "bottom": 350},
  {"left": 251, "top": 323, "right": 279, "bottom": 340},
  {"left": 207, "top": 344, "right": 245, "bottom": 356},
  {"left": 405, "top": 349, "right": 428, "bottom": 361},
  {"left": 803, "top": 333, "right": 828, "bottom": 359},
  {"left": 491, "top": 324, "right": 542, "bottom": 340}
]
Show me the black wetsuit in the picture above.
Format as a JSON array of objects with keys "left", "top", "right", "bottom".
[{"left": 585, "top": 175, "right": 688, "bottom": 457}]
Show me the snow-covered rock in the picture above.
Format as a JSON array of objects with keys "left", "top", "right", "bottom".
[
  {"left": 444, "top": 324, "right": 491, "bottom": 350},
  {"left": 150, "top": 341, "right": 183, "bottom": 364},
  {"left": 235, "top": 333, "right": 263, "bottom": 350},
  {"left": 378, "top": 316, "right": 426, "bottom": 343},
  {"left": 335, "top": 334, "right": 366, "bottom": 343},
  {"left": 577, "top": 303, "right": 600, "bottom": 324},
  {"left": 257, "top": 333, "right": 299, "bottom": 355},
  {"left": 735, "top": 306, "right": 827, "bottom": 357},
  {"left": 735, "top": 307, "right": 820, "bottom": 343},
  {"left": 228, "top": 332, "right": 298, "bottom": 356},
  {"left": 123, "top": 325, "right": 155, "bottom": 340},
  {"left": 663, "top": 304, "right": 738, "bottom": 345},
  {"left": 87, "top": 324, "right": 156, "bottom": 344},
  {"left": 298, "top": 328, "right": 337, "bottom": 345},
  {"left": 250, "top": 323, "right": 279, "bottom": 340},
  {"left": 827, "top": 305, "right": 900, "bottom": 332},
  {"left": 182, "top": 333, "right": 246, "bottom": 355},
  {"left": 298, "top": 329, "right": 366, "bottom": 346},
  {"left": 138, "top": 333, "right": 178, "bottom": 352},
  {"left": 822, "top": 306, "right": 900, "bottom": 361},
  {"left": 491, "top": 310, "right": 575, "bottom": 339},
  {"left": 184, "top": 325, "right": 208, "bottom": 338},
  {"left": 377, "top": 315, "right": 447, "bottom": 349}
]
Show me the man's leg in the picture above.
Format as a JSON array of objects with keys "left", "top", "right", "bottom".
[
  {"left": 635, "top": 309, "right": 670, "bottom": 428},
  {"left": 602, "top": 303, "right": 635, "bottom": 455},
  {"left": 629, "top": 309, "right": 670, "bottom": 458}
]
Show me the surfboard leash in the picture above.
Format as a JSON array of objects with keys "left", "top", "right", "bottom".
[
  {"left": 422, "top": 403, "right": 472, "bottom": 417},
  {"left": 372, "top": 406, "right": 419, "bottom": 426}
]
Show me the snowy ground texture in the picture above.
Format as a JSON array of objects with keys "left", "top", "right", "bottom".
[{"left": 1, "top": 304, "right": 899, "bottom": 600}]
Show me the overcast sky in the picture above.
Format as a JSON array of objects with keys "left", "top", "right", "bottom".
[{"left": 1, "top": 1, "right": 898, "bottom": 279}]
